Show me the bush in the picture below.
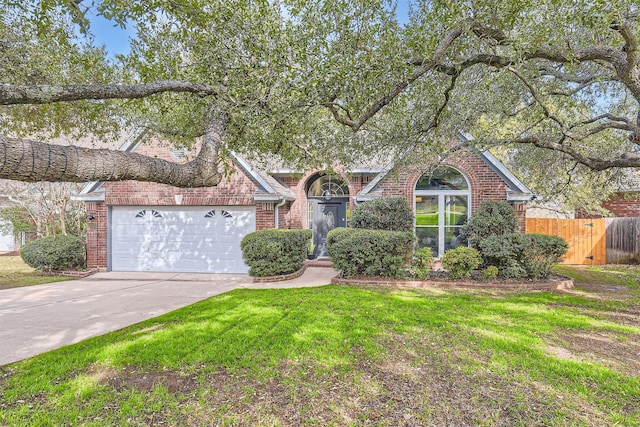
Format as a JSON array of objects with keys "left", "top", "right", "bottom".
[
  {"left": 350, "top": 196, "right": 414, "bottom": 232},
  {"left": 327, "top": 228, "right": 415, "bottom": 277},
  {"left": 20, "top": 235, "right": 85, "bottom": 271},
  {"left": 460, "top": 200, "right": 518, "bottom": 247},
  {"left": 411, "top": 247, "right": 433, "bottom": 279},
  {"left": 241, "top": 229, "right": 312, "bottom": 277},
  {"left": 479, "top": 233, "right": 568, "bottom": 279},
  {"left": 481, "top": 265, "right": 499, "bottom": 281},
  {"left": 441, "top": 247, "right": 482, "bottom": 279}
]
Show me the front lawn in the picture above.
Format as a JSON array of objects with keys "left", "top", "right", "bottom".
[
  {"left": 0, "top": 256, "right": 73, "bottom": 289},
  {"left": 0, "top": 266, "right": 639, "bottom": 426}
]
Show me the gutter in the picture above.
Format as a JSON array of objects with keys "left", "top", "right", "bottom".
[{"left": 274, "top": 197, "right": 287, "bottom": 229}]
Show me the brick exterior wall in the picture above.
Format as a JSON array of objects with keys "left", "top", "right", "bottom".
[
  {"left": 576, "top": 191, "right": 640, "bottom": 218},
  {"left": 280, "top": 170, "right": 370, "bottom": 231},
  {"left": 363, "top": 150, "right": 525, "bottom": 230},
  {"left": 84, "top": 142, "right": 525, "bottom": 270},
  {"left": 85, "top": 202, "right": 108, "bottom": 269},
  {"left": 85, "top": 139, "right": 273, "bottom": 269}
]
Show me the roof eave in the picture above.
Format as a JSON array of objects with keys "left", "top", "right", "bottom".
[
  {"left": 457, "top": 131, "right": 534, "bottom": 196},
  {"left": 71, "top": 190, "right": 105, "bottom": 202}
]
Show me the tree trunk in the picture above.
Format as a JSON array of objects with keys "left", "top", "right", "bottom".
[
  {"left": 0, "top": 134, "right": 222, "bottom": 187},
  {"left": 57, "top": 201, "right": 67, "bottom": 235}
]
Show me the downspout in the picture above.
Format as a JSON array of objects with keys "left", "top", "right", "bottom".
[{"left": 274, "top": 197, "right": 286, "bottom": 229}]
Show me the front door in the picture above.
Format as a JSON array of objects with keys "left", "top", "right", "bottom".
[{"left": 311, "top": 201, "right": 347, "bottom": 258}]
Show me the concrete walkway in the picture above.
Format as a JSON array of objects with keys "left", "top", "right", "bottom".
[{"left": 0, "top": 267, "right": 337, "bottom": 366}]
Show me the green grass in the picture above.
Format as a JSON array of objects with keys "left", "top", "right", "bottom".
[
  {"left": 1, "top": 267, "right": 639, "bottom": 425},
  {"left": 416, "top": 211, "right": 466, "bottom": 226},
  {"left": 0, "top": 256, "right": 73, "bottom": 288}
]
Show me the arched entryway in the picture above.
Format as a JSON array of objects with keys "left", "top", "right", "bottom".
[
  {"left": 415, "top": 165, "right": 471, "bottom": 257},
  {"left": 306, "top": 172, "right": 349, "bottom": 258}
]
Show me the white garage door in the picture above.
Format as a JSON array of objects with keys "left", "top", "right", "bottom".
[{"left": 111, "top": 206, "right": 255, "bottom": 273}]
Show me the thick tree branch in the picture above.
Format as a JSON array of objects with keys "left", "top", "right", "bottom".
[
  {"left": 509, "top": 135, "right": 640, "bottom": 170},
  {"left": 0, "top": 81, "right": 221, "bottom": 105},
  {"left": 0, "top": 135, "right": 222, "bottom": 187},
  {"left": 335, "top": 25, "right": 466, "bottom": 131}
]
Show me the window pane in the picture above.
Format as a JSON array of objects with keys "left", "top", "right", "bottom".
[
  {"left": 444, "top": 227, "right": 464, "bottom": 251},
  {"left": 307, "top": 173, "right": 349, "bottom": 198},
  {"left": 444, "top": 195, "right": 468, "bottom": 226},
  {"left": 415, "top": 196, "right": 438, "bottom": 226},
  {"left": 415, "top": 166, "right": 469, "bottom": 191},
  {"left": 416, "top": 227, "right": 438, "bottom": 253}
]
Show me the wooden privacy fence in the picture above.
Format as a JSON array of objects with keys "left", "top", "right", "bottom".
[
  {"left": 605, "top": 217, "right": 640, "bottom": 264},
  {"left": 525, "top": 218, "right": 606, "bottom": 265}
]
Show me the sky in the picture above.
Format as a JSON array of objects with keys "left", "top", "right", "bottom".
[{"left": 88, "top": 10, "right": 132, "bottom": 56}]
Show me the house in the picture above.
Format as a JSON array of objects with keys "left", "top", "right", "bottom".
[
  {"left": 75, "top": 131, "right": 533, "bottom": 274},
  {"left": 575, "top": 190, "right": 640, "bottom": 218},
  {"left": 0, "top": 196, "right": 16, "bottom": 252}
]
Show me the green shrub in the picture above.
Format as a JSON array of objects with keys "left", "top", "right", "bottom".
[
  {"left": 241, "top": 229, "right": 312, "bottom": 277},
  {"left": 20, "top": 235, "right": 85, "bottom": 271},
  {"left": 350, "top": 196, "right": 414, "bottom": 232},
  {"left": 441, "top": 247, "right": 482, "bottom": 279},
  {"left": 327, "top": 228, "right": 415, "bottom": 277},
  {"left": 479, "top": 233, "right": 568, "bottom": 279},
  {"left": 461, "top": 200, "right": 518, "bottom": 247},
  {"left": 481, "top": 265, "right": 499, "bottom": 281},
  {"left": 411, "top": 247, "right": 433, "bottom": 279}
]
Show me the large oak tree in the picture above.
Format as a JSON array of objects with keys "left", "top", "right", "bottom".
[{"left": 1, "top": 0, "right": 640, "bottom": 210}]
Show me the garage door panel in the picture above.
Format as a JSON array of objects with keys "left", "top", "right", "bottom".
[{"left": 111, "top": 206, "right": 254, "bottom": 273}]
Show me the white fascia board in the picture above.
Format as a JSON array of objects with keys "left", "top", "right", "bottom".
[
  {"left": 506, "top": 190, "right": 534, "bottom": 202},
  {"left": 349, "top": 168, "right": 385, "bottom": 174},
  {"left": 253, "top": 194, "right": 290, "bottom": 202},
  {"left": 270, "top": 168, "right": 304, "bottom": 175},
  {"left": 457, "top": 131, "right": 534, "bottom": 196},
  {"left": 71, "top": 190, "right": 105, "bottom": 202},
  {"left": 232, "top": 152, "right": 279, "bottom": 195},
  {"left": 358, "top": 162, "right": 395, "bottom": 197}
]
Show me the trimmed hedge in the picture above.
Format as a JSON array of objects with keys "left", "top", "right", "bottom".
[
  {"left": 479, "top": 233, "right": 568, "bottom": 279},
  {"left": 350, "top": 196, "right": 414, "bottom": 232},
  {"left": 20, "top": 235, "right": 86, "bottom": 271},
  {"left": 461, "top": 200, "right": 518, "bottom": 247},
  {"left": 241, "top": 229, "right": 312, "bottom": 277},
  {"left": 327, "top": 228, "right": 415, "bottom": 277},
  {"left": 441, "top": 246, "right": 482, "bottom": 279}
]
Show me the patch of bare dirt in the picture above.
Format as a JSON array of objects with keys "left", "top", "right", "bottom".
[
  {"left": 546, "top": 331, "right": 640, "bottom": 377},
  {"left": 166, "top": 333, "right": 612, "bottom": 426},
  {"left": 565, "top": 282, "right": 633, "bottom": 301},
  {"left": 105, "top": 366, "right": 198, "bottom": 394}
]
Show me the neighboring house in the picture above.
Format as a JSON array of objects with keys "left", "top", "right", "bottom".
[
  {"left": 0, "top": 221, "right": 14, "bottom": 252},
  {"left": 575, "top": 190, "right": 640, "bottom": 218},
  {"left": 0, "top": 197, "right": 15, "bottom": 252},
  {"left": 75, "top": 132, "right": 533, "bottom": 274}
]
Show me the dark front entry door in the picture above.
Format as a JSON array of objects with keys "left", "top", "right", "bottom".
[{"left": 311, "top": 201, "right": 347, "bottom": 258}]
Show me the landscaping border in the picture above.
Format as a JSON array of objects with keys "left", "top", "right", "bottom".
[
  {"left": 331, "top": 275, "right": 574, "bottom": 290},
  {"left": 40, "top": 269, "right": 99, "bottom": 278},
  {"left": 252, "top": 264, "right": 307, "bottom": 283}
]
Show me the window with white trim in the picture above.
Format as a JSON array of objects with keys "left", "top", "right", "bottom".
[{"left": 415, "top": 166, "right": 470, "bottom": 257}]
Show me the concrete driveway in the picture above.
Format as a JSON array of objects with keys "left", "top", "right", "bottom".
[{"left": 0, "top": 268, "right": 336, "bottom": 366}]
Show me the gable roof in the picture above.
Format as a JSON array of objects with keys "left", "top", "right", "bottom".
[
  {"left": 73, "top": 129, "right": 294, "bottom": 203},
  {"left": 74, "top": 129, "right": 532, "bottom": 204},
  {"left": 356, "top": 131, "right": 534, "bottom": 202}
]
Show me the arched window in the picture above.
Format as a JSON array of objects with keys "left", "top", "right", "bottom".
[
  {"left": 307, "top": 173, "right": 349, "bottom": 199},
  {"left": 415, "top": 166, "right": 470, "bottom": 257}
]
